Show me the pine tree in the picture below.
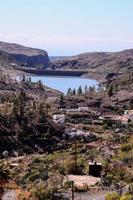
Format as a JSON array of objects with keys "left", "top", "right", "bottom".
[
  {"left": 67, "top": 88, "right": 72, "bottom": 96},
  {"left": 97, "top": 83, "right": 103, "bottom": 92},
  {"left": 85, "top": 85, "right": 88, "bottom": 93},
  {"left": 107, "top": 84, "right": 113, "bottom": 97},
  {"left": 72, "top": 89, "right": 76, "bottom": 95},
  {"left": 59, "top": 94, "right": 65, "bottom": 108},
  {"left": 38, "top": 80, "right": 43, "bottom": 89},
  {"left": 77, "top": 86, "right": 82, "bottom": 95},
  {"left": 88, "top": 86, "right": 93, "bottom": 93},
  {"left": 22, "top": 74, "right": 26, "bottom": 82}
]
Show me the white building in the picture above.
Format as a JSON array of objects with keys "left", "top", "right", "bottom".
[
  {"left": 66, "top": 108, "right": 79, "bottom": 113},
  {"left": 78, "top": 107, "right": 89, "bottom": 112},
  {"left": 53, "top": 114, "right": 65, "bottom": 124}
]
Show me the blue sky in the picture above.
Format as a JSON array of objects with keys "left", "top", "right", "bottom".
[{"left": 0, "top": 0, "right": 133, "bottom": 55}]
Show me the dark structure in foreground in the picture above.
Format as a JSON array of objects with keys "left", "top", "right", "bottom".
[{"left": 89, "top": 161, "right": 102, "bottom": 177}]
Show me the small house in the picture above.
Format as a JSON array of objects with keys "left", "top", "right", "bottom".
[
  {"left": 53, "top": 114, "right": 65, "bottom": 124},
  {"left": 89, "top": 161, "right": 102, "bottom": 177},
  {"left": 66, "top": 108, "right": 79, "bottom": 113},
  {"left": 78, "top": 107, "right": 89, "bottom": 112}
]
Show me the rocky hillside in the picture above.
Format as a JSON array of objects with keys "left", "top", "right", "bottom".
[
  {"left": 51, "top": 49, "right": 133, "bottom": 78},
  {"left": 0, "top": 73, "right": 62, "bottom": 154},
  {"left": 0, "top": 50, "right": 14, "bottom": 67},
  {"left": 0, "top": 41, "right": 50, "bottom": 68}
]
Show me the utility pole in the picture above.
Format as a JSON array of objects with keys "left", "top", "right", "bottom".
[
  {"left": 71, "top": 181, "right": 74, "bottom": 200},
  {"left": 74, "top": 140, "right": 77, "bottom": 175}
]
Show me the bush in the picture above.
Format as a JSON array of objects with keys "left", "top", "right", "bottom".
[
  {"left": 106, "top": 192, "right": 120, "bottom": 200},
  {"left": 64, "top": 181, "right": 74, "bottom": 189},
  {"left": 120, "top": 195, "right": 133, "bottom": 200},
  {"left": 31, "top": 181, "right": 51, "bottom": 200},
  {"left": 121, "top": 144, "right": 133, "bottom": 152},
  {"left": 63, "top": 157, "right": 87, "bottom": 175},
  {"left": 103, "top": 123, "right": 109, "bottom": 130},
  {"left": 75, "top": 183, "right": 88, "bottom": 192}
]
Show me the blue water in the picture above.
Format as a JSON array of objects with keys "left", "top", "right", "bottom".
[{"left": 26, "top": 75, "right": 97, "bottom": 94}]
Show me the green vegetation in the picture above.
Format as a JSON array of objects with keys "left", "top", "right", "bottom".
[
  {"left": 106, "top": 192, "right": 133, "bottom": 200},
  {"left": 106, "top": 192, "right": 120, "bottom": 200},
  {"left": 0, "top": 162, "right": 11, "bottom": 199},
  {"left": 0, "top": 69, "right": 133, "bottom": 200}
]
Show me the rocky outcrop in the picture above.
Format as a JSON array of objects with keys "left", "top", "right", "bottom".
[{"left": 0, "top": 41, "right": 50, "bottom": 68}]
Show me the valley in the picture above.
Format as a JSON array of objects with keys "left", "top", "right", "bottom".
[{"left": 0, "top": 41, "right": 132, "bottom": 200}]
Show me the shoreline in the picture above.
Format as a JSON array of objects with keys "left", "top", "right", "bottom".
[{"left": 13, "top": 68, "right": 105, "bottom": 82}]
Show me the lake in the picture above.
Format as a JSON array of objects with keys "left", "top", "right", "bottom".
[{"left": 22, "top": 75, "right": 98, "bottom": 94}]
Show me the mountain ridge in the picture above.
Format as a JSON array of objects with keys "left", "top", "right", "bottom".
[{"left": 50, "top": 49, "right": 133, "bottom": 79}]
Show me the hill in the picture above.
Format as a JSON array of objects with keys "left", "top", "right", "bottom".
[
  {"left": 0, "top": 50, "right": 14, "bottom": 67},
  {"left": 51, "top": 49, "right": 133, "bottom": 79},
  {"left": 0, "top": 41, "right": 50, "bottom": 68}
]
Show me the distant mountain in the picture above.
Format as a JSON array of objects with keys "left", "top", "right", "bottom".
[
  {"left": 0, "top": 41, "right": 50, "bottom": 68},
  {"left": 1, "top": 41, "right": 133, "bottom": 80},
  {"left": 51, "top": 49, "right": 133, "bottom": 77},
  {"left": 50, "top": 56, "right": 68, "bottom": 62}
]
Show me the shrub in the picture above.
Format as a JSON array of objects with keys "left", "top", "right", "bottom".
[
  {"left": 121, "top": 144, "right": 133, "bottom": 152},
  {"left": 64, "top": 157, "right": 87, "bottom": 175},
  {"left": 31, "top": 181, "right": 51, "bottom": 200},
  {"left": 120, "top": 195, "right": 133, "bottom": 200},
  {"left": 75, "top": 183, "right": 88, "bottom": 192},
  {"left": 103, "top": 123, "right": 109, "bottom": 130},
  {"left": 105, "top": 192, "right": 120, "bottom": 200},
  {"left": 64, "top": 181, "right": 74, "bottom": 189},
  {"left": 18, "top": 192, "right": 30, "bottom": 200}
]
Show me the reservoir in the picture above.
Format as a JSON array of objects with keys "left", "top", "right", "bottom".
[{"left": 26, "top": 75, "right": 98, "bottom": 94}]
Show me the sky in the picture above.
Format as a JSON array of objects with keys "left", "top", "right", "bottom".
[{"left": 0, "top": 0, "right": 133, "bottom": 56}]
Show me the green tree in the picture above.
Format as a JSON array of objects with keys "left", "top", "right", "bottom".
[
  {"left": 72, "top": 89, "right": 76, "bottom": 95},
  {"left": 77, "top": 86, "right": 82, "bottom": 95},
  {"left": 85, "top": 85, "right": 88, "bottom": 93},
  {"left": 128, "top": 99, "right": 133, "bottom": 109},
  {"left": 59, "top": 94, "right": 65, "bottom": 108},
  {"left": 31, "top": 181, "right": 51, "bottom": 200},
  {"left": 107, "top": 84, "right": 114, "bottom": 97},
  {"left": 21, "top": 74, "right": 26, "bottom": 82},
  {"left": 38, "top": 80, "right": 43, "bottom": 89},
  {"left": 97, "top": 83, "right": 103, "bottom": 92},
  {"left": 67, "top": 88, "right": 73, "bottom": 96},
  {"left": 18, "top": 90, "right": 27, "bottom": 120},
  {"left": 88, "top": 86, "right": 93, "bottom": 93},
  {"left": 38, "top": 102, "right": 47, "bottom": 121}
]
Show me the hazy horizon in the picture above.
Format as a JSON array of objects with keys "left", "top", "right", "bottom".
[{"left": 1, "top": 0, "right": 133, "bottom": 56}]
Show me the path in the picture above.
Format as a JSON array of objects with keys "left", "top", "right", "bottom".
[{"left": 62, "top": 189, "right": 106, "bottom": 200}]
